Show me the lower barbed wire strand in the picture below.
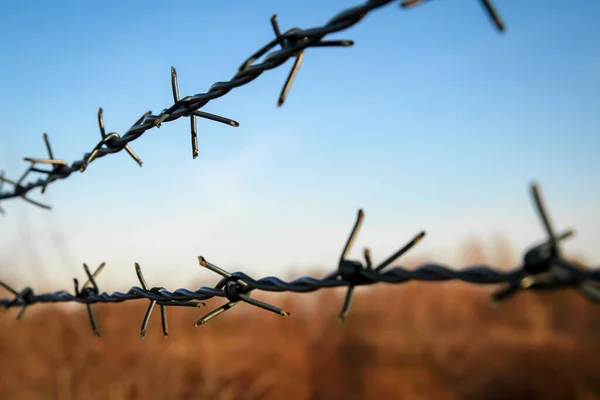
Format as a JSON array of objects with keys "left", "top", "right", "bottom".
[{"left": 2, "top": 264, "right": 599, "bottom": 308}]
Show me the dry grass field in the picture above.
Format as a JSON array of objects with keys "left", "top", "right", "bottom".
[{"left": 1, "top": 242, "right": 599, "bottom": 399}]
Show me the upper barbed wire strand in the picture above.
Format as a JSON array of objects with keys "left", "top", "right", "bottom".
[{"left": 0, "top": 0, "right": 503, "bottom": 206}]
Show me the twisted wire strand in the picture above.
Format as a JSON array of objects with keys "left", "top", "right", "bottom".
[
  {"left": 3, "top": 266, "right": 599, "bottom": 309},
  {"left": 0, "top": 0, "right": 504, "bottom": 209},
  {"left": 1, "top": 183, "right": 599, "bottom": 337}
]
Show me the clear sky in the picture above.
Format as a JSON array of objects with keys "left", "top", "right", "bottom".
[{"left": 0, "top": 0, "right": 598, "bottom": 292}]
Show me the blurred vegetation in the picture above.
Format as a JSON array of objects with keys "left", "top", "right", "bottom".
[{"left": 0, "top": 240, "right": 599, "bottom": 399}]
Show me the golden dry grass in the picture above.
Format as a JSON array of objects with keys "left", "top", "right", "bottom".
[{"left": 1, "top": 243, "right": 599, "bottom": 399}]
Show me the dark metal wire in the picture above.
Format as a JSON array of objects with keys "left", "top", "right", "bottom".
[
  {"left": 1, "top": 183, "right": 599, "bottom": 337},
  {"left": 1, "top": 1, "right": 597, "bottom": 339},
  {"left": 0, "top": 0, "right": 504, "bottom": 210}
]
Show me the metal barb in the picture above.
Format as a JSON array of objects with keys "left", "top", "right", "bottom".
[
  {"left": 0, "top": 170, "right": 51, "bottom": 211},
  {"left": 364, "top": 248, "right": 373, "bottom": 269},
  {"left": 134, "top": 263, "right": 205, "bottom": 338},
  {"left": 73, "top": 263, "right": 105, "bottom": 337},
  {"left": 333, "top": 209, "right": 365, "bottom": 322},
  {"left": 333, "top": 209, "right": 425, "bottom": 322},
  {"left": 269, "top": 13, "right": 304, "bottom": 106},
  {"left": 339, "top": 285, "right": 355, "bottom": 323},
  {"left": 269, "top": 13, "right": 352, "bottom": 107},
  {"left": 194, "top": 301, "right": 238, "bottom": 326},
  {"left": 194, "top": 256, "right": 288, "bottom": 326},
  {"left": 79, "top": 109, "right": 142, "bottom": 172},
  {"left": 82, "top": 262, "right": 104, "bottom": 292},
  {"left": 375, "top": 231, "right": 426, "bottom": 272},
  {"left": 491, "top": 183, "right": 599, "bottom": 304},
  {"left": 164, "top": 66, "right": 238, "bottom": 159},
  {"left": 531, "top": 182, "right": 559, "bottom": 257},
  {"left": 340, "top": 209, "right": 365, "bottom": 264},
  {"left": 21, "top": 133, "right": 69, "bottom": 194},
  {"left": 0, "top": 281, "right": 32, "bottom": 320},
  {"left": 98, "top": 108, "right": 107, "bottom": 138},
  {"left": 480, "top": 0, "right": 505, "bottom": 32},
  {"left": 171, "top": 66, "right": 199, "bottom": 160},
  {"left": 135, "top": 263, "right": 168, "bottom": 339},
  {"left": 44, "top": 132, "right": 54, "bottom": 161}
]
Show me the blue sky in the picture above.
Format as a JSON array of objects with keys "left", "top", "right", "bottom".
[{"left": 0, "top": 0, "right": 598, "bottom": 291}]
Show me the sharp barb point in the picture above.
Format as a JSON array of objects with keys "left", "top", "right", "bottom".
[
  {"left": 375, "top": 230, "right": 426, "bottom": 272},
  {"left": 339, "top": 209, "right": 365, "bottom": 263},
  {"left": 278, "top": 51, "right": 304, "bottom": 107}
]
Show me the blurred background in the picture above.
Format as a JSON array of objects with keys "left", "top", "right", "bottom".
[{"left": 0, "top": 0, "right": 599, "bottom": 398}]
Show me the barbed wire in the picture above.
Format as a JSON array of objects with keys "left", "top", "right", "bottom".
[
  {"left": 1, "top": 0, "right": 598, "bottom": 340},
  {"left": 2, "top": 183, "right": 599, "bottom": 337},
  {"left": 0, "top": 0, "right": 504, "bottom": 211}
]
